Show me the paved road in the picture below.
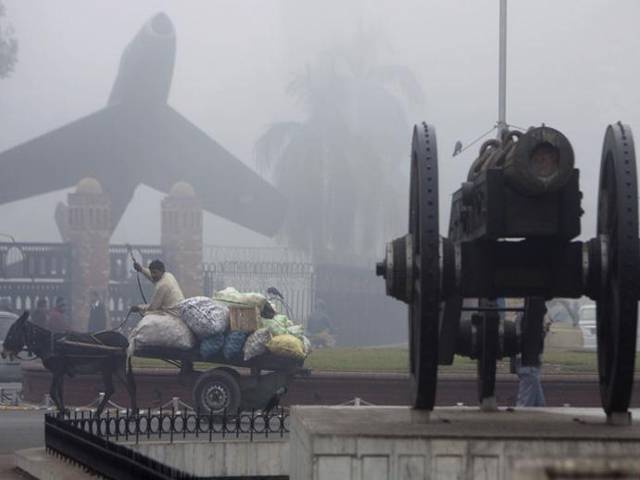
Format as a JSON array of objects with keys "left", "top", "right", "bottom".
[
  {"left": 0, "top": 410, "right": 44, "bottom": 480},
  {"left": 0, "top": 411, "right": 45, "bottom": 455}
]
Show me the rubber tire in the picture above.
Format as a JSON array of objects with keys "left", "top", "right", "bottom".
[{"left": 192, "top": 369, "right": 242, "bottom": 414}]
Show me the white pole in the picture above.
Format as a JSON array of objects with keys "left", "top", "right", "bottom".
[{"left": 497, "top": 0, "right": 507, "bottom": 139}]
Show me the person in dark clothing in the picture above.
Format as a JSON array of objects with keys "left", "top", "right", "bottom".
[
  {"left": 48, "top": 297, "right": 69, "bottom": 333},
  {"left": 511, "top": 305, "right": 551, "bottom": 407},
  {"left": 31, "top": 298, "right": 49, "bottom": 329},
  {"left": 88, "top": 291, "right": 107, "bottom": 332}
]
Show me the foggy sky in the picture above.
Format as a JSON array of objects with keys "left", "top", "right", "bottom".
[{"left": 1, "top": 0, "right": 639, "bottom": 252}]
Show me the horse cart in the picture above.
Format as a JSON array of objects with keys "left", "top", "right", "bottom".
[{"left": 134, "top": 345, "right": 309, "bottom": 414}]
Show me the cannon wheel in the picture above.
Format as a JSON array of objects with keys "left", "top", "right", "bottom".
[
  {"left": 596, "top": 122, "right": 639, "bottom": 414},
  {"left": 408, "top": 122, "right": 441, "bottom": 410},
  {"left": 192, "top": 368, "right": 241, "bottom": 414}
]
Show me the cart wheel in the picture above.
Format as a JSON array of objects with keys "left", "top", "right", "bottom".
[
  {"left": 408, "top": 122, "right": 441, "bottom": 410},
  {"left": 596, "top": 122, "right": 639, "bottom": 414},
  {"left": 192, "top": 369, "right": 241, "bottom": 414}
]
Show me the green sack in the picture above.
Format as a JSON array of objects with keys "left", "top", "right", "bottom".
[{"left": 261, "top": 314, "right": 291, "bottom": 336}]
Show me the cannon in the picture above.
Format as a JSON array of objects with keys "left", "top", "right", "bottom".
[{"left": 376, "top": 122, "right": 639, "bottom": 417}]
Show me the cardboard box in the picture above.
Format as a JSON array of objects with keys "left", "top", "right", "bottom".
[{"left": 229, "top": 305, "right": 259, "bottom": 332}]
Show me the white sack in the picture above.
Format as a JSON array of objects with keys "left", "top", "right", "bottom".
[{"left": 128, "top": 313, "right": 195, "bottom": 353}]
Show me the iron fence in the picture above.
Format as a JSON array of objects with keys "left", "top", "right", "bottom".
[
  {"left": 203, "top": 245, "right": 314, "bottom": 324},
  {"left": 46, "top": 413, "right": 209, "bottom": 480},
  {"left": 56, "top": 408, "right": 290, "bottom": 444},
  {"left": 203, "top": 245, "right": 310, "bottom": 264},
  {"left": 0, "top": 242, "right": 70, "bottom": 279},
  {"left": 109, "top": 244, "right": 163, "bottom": 282},
  {"left": 0, "top": 242, "right": 71, "bottom": 314}
]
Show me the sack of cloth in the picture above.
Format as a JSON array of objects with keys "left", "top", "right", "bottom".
[
  {"left": 243, "top": 328, "right": 272, "bottom": 361},
  {"left": 266, "top": 334, "right": 305, "bottom": 360},
  {"left": 177, "top": 296, "right": 229, "bottom": 339},
  {"left": 128, "top": 313, "right": 195, "bottom": 354}
]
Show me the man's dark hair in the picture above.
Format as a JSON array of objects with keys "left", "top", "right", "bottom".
[{"left": 149, "top": 259, "right": 165, "bottom": 272}]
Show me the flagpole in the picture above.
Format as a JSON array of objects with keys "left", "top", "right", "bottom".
[{"left": 497, "top": 0, "right": 507, "bottom": 139}]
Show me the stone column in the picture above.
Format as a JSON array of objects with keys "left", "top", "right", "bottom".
[
  {"left": 161, "top": 181, "right": 203, "bottom": 298},
  {"left": 63, "top": 177, "right": 111, "bottom": 331}
]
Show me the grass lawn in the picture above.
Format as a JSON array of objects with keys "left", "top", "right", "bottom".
[
  {"left": 132, "top": 347, "right": 619, "bottom": 375},
  {"left": 305, "top": 348, "right": 605, "bottom": 374}
]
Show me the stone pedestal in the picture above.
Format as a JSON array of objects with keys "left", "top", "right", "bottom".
[
  {"left": 290, "top": 406, "right": 640, "bottom": 480},
  {"left": 161, "top": 181, "right": 203, "bottom": 298},
  {"left": 61, "top": 178, "right": 111, "bottom": 330}
]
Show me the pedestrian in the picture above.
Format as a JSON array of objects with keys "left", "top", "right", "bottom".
[
  {"left": 512, "top": 307, "right": 550, "bottom": 407},
  {"left": 48, "top": 297, "right": 69, "bottom": 333},
  {"left": 31, "top": 298, "right": 49, "bottom": 329},
  {"left": 88, "top": 291, "right": 107, "bottom": 332}
]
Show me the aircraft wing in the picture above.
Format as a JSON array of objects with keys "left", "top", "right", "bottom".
[
  {"left": 135, "top": 105, "right": 287, "bottom": 237},
  {"left": 0, "top": 106, "right": 136, "bottom": 205}
]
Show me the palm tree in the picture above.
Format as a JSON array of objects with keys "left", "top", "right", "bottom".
[
  {"left": 256, "top": 30, "right": 424, "bottom": 265},
  {"left": 0, "top": 2, "right": 17, "bottom": 79}
]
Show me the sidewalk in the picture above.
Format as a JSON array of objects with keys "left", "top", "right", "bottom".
[{"left": 0, "top": 454, "right": 32, "bottom": 479}]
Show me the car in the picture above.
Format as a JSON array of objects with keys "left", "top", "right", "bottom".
[
  {"left": 0, "top": 310, "right": 22, "bottom": 381},
  {"left": 578, "top": 304, "right": 596, "bottom": 351}
]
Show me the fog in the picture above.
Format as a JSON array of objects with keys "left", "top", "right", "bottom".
[{"left": 1, "top": 0, "right": 639, "bottom": 262}]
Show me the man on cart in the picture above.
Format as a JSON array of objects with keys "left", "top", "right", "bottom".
[
  {"left": 130, "top": 259, "right": 193, "bottom": 375},
  {"left": 130, "top": 259, "right": 184, "bottom": 316}
]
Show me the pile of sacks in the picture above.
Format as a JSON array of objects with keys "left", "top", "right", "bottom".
[{"left": 128, "top": 287, "right": 311, "bottom": 363}]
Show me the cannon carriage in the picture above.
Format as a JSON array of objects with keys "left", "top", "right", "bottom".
[{"left": 376, "top": 121, "right": 639, "bottom": 417}]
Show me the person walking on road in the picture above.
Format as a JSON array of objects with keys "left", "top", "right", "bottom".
[
  {"left": 512, "top": 308, "right": 551, "bottom": 407},
  {"left": 48, "top": 297, "right": 69, "bottom": 333},
  {"left": 88, "top": 291, "right": 108, "bottom": 332}
]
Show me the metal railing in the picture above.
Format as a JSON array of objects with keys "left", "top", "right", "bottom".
[
  {"left": 46, "top": 413, "right": 208, "bottom": 480},
  {"left": 45, "top": 410, "right": 291, "bottom": 480},
  {"left": 54, "top": 407, "right": 290, "bottom": 444},
  {"left": 0, "top": 242, "right": 71, "bottom": 279}
]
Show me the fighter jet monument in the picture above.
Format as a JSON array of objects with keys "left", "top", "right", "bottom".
[{"left": 0, "top": 12, "right": 285, "bottom": 236}]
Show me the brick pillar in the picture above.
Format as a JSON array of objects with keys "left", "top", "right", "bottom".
[
  {"left": 161, "top": 181, "right": 203, "bottom": 298},
  {"left": 65, "top": 178, "right": 111, "bottom": 331}
]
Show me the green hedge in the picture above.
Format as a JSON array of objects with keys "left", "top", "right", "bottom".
[{"left": 132, "top": 348, "right": 620, "bottom": 374}]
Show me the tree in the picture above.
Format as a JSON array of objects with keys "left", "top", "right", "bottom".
[
  {"left": 256, "top": 30, "right": 423, "bottom": 265},
  {"left": 0, "top": 1, "right": 17, "bottom": 79}
]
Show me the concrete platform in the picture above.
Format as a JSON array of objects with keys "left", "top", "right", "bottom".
[
  {"left": 14, "top": 448, "right": 94, "bottom": 480},
  {"left": 290, "top": 406, "right": 640, "bottom": 480},
  {"left": 129, "top": 439, "right": 288, "bottom": 477}
]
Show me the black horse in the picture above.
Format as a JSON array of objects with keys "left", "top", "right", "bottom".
[{"left": 1, "top": 312, "right": 137, "bottom": 415}]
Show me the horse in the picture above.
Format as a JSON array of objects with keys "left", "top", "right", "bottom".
[{"left": 1, "top": 311, "right": 137, "bottom": 416}]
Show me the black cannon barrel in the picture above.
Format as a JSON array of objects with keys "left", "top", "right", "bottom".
[{"left": 468, "top": 126, "right": 574, "bottom": 196}]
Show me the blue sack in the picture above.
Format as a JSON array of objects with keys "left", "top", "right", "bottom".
[
  {"left": 223, "top": 331, "right": 249, "bottom": 360},
  {"left": 200, "top": 333, "right": 225, "bottom": 360}
]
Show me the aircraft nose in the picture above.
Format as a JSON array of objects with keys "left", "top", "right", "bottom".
[{"left": 151, "top": 12, "right": 173, "bottom": 36}]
